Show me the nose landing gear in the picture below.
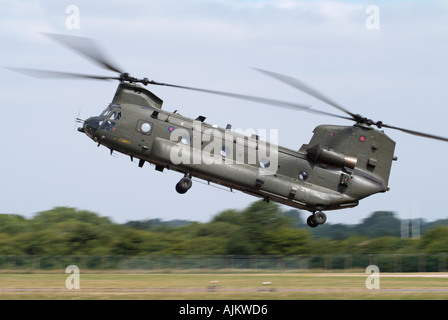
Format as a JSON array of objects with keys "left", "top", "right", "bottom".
[
  {"left": 175, "top": 175, "right": 192, "bottom": 194},
  {"left": 306, "top": 211, "right": 327, "bottom": 228}
]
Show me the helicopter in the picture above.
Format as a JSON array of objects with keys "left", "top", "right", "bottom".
[{"left": 9, "top": 34, "right": 448, "bottom": 228}]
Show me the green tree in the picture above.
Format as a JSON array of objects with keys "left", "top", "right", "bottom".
[
  {"left": 0, "top": 214, "right": 31, "bottom": 234},
  {"left": 283, "top": 209, "right": 305, "bottom": 228},
  {"left": 356, "top": 211, "right": 401, "bottom": 238},
  {"left": 32, "top": 207, "right": 112, "bottom": 227},
  {"left": 110, "top": 229, "right": 148, "bottom": 255},
  {"left": 212, "top": 209, "right": 244, "bottom": 226},
  {"left": 196, "top": 221, "right": 241, "bottom": 238},
  {"left": 225, "top": 230, "right": 256, "bottom": 255},
  {"left": 0, "top": 232, "right": 42, "bottom": 254},
  {"left": 264, "top": 227, "right": 310, "bottom": 254},
  {"left": 421, "top": 226, "right": 448, "bottom": 253},
  {"left": 310, "top": 223, "right": 355, "bottom": 240},
  {"left": 361, "top": 236, "right": 405, "bottom": 253}
]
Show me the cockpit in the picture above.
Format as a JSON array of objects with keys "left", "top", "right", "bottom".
[
  {"left": 100, "top": 104, "right": 122, "bottom": 131},
  {"left": 82, "top": 104, "right": 122, "bottom": 138}
]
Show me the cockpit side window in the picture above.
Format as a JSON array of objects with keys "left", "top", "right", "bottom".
[
  {"left": 110, "top": 110, "right": 121, "bottom": 121},
  {"left": 101, "top": 107, "right": 112, "bottom": 117},
  {"left": 102, "top": 120, "right": 116, "bottom": 131}
]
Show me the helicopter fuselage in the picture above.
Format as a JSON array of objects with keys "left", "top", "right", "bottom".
[{"left": 80, "top": 83, "right": 397, "bottom": 224}]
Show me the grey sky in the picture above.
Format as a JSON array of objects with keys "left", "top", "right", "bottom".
[{"left": 1, "top": 0, "right": 448, "bottom": 225}]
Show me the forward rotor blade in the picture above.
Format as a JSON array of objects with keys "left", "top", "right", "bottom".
[
  {"left": 253, "top": 68, "right": 358, "bottom": 120},
  {"left": 153, "top": 81, "right": 312, "bottom": 111},
  {"left": 150, "top": 80, "right": 350, "bottom": 117},
  {"left": 7, "top": 67, "right": 118, "bottom": 81},
  {"left": 381, "top": 123, "right": 448, "bottom": 142},
  {"left": 150, "top": 80, "right": 356, "bottom": 119},
  {"left": 43, "top": 33, "right": 123, "bottom": 74}
]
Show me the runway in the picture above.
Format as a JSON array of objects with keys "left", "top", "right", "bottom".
[
  {"left": 1, "top": 287, "right": 448, "bottom": 292},
  {"left": 1, "top": 272, "right": 447, "bottom": 299}
]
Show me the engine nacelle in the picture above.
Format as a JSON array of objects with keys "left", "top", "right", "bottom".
[{"left": 306, "top": 143, "right": 357, "bottom": 169}]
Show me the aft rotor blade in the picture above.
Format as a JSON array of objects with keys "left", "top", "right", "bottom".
[
  {"left": 381, "top": 123, "right": 448, "bottom": 142},
  {"left": 43, "top": 33, "right": 123, "bottom": 74},
  {"left": 7, "top": 67, "right": 118, "bottom": 81},
  {"left": 253, "top": 68, "right": 359, "bottom": 120}
]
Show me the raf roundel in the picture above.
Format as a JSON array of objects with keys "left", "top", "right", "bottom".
[{"left": 168, "top": 126, "right": 174, "bottom": 132}]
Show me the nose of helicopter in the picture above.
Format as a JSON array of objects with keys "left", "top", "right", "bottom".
[{"left": 80, "top": 117, "right": 102, "bottom": 138}]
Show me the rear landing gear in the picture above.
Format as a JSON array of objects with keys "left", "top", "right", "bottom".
[
  {"left": 175, "top": 176, "right": 192, "bottom": 194},
  {"left": 306, "top": 211, "right": 327, "bottom": 228}
]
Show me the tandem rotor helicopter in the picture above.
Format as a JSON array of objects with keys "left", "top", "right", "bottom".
[{"left": 9, "top": 34, "right": 448, "bottom": 227}]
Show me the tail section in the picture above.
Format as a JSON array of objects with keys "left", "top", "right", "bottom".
[{"left": 299, "top": 124, "right": 397, "bottom": 195}]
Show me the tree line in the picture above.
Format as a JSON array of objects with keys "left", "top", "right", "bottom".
[{"left": 0, "top": 201, "right": 447, "bottom": 256}]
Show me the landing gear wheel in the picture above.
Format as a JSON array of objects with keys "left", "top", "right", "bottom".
[
  {"left": 175, "top": 177, "right": 192, "bottom": 194},
  {"left": 314, "top": 211, "right": 327, "bottom": 225},
  {"left": 307, "top": 215, "right": 318, "bottom": 228},
  {"left": 306, "top": 212, "right": 327, "bottom": 228}
]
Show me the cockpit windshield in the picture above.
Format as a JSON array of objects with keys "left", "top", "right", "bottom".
[
  {"left": 101, "top": 104, "right": 122, "bottom": 120},
  {"left": 99, "top": 104, "right": 122, "bottom": 131}
]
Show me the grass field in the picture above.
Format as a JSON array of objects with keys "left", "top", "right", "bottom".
[{"left": 1, "top": 271, "right": 448, "bottom": 300}]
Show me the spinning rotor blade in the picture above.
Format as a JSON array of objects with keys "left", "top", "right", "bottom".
[
  {"left": 6, "top": 67, "right": 119, "bottom": 81},
  {"left": 254, "top": 68, "right": 448, "bottom": 142},
  {"left": 9, "top": 66, "right": 346, "bottom": 118},
  {"left": 10, "top": 33, "right": 349, "bottom": 117},
  {"left": 380, "top": 124, "right": 448, "bottom": 142},
  {"left": 150, "top": 81, "right": 313, "bottom": 112},
  {"left": 43, "top": 33, "right": 123, "bottom": 74},
  {"left": 148, "top": 80, "right": 353, "bottom": 118},
  {"left": 14, "top": 33, "right": 447, "bottom": 142},
  {"left": 253, "top": 68, "right": 359, "bottom": 120}
]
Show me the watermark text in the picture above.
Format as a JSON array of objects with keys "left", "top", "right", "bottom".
[
  {"left": 365, "top": 265, "right": 380, "bottom": 289},
  {"left": 66, "top": 5, "right": 80, "bottom": 30},
  {"left": 65, "top": 265, "right": 80, "bottom": 290}
]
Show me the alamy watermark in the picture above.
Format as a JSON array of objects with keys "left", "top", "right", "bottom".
[
  {"left": 66, "top": 5, "right": 80, "bottom": 30},
  {"left": 365, "top": 5, "right": 380, "bottom": 30},
  {"left": 63, "top": 263, "right": 380, "bottom": 291},
  {"left": 64, "top": 5, "right": 380, "bottom": 32},
  {"left": 365, "top": 265, "right": 380, "bottom": 289},
  {"left": 65, "top": 265, "right": 80, "bottom": 290},
  {"left": 169, "top": 122, "right": 279, "bottom": 175}
]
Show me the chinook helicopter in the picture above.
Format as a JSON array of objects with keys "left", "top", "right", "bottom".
[{"left": 9, "top": 34, "right": 448, "bottom": 227}]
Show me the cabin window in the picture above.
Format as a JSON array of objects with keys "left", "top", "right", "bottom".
[
  {"left": 181, "top": 133, "right": 191, "bottom": 145},
  {"left": 259, "top": 158, "right": 270, "bottom": 168},
  {"left": 136, "top": 120, "right": 154, "bottom": 135},
  {"left": 220, "top": 146, "right": 231, "bottom": 157},
  {"left": 299, "top": 170, "right": 309, "bottom": 181},
  {"left": 141, "top": 122, "right": 152, "bottom": 133}
]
